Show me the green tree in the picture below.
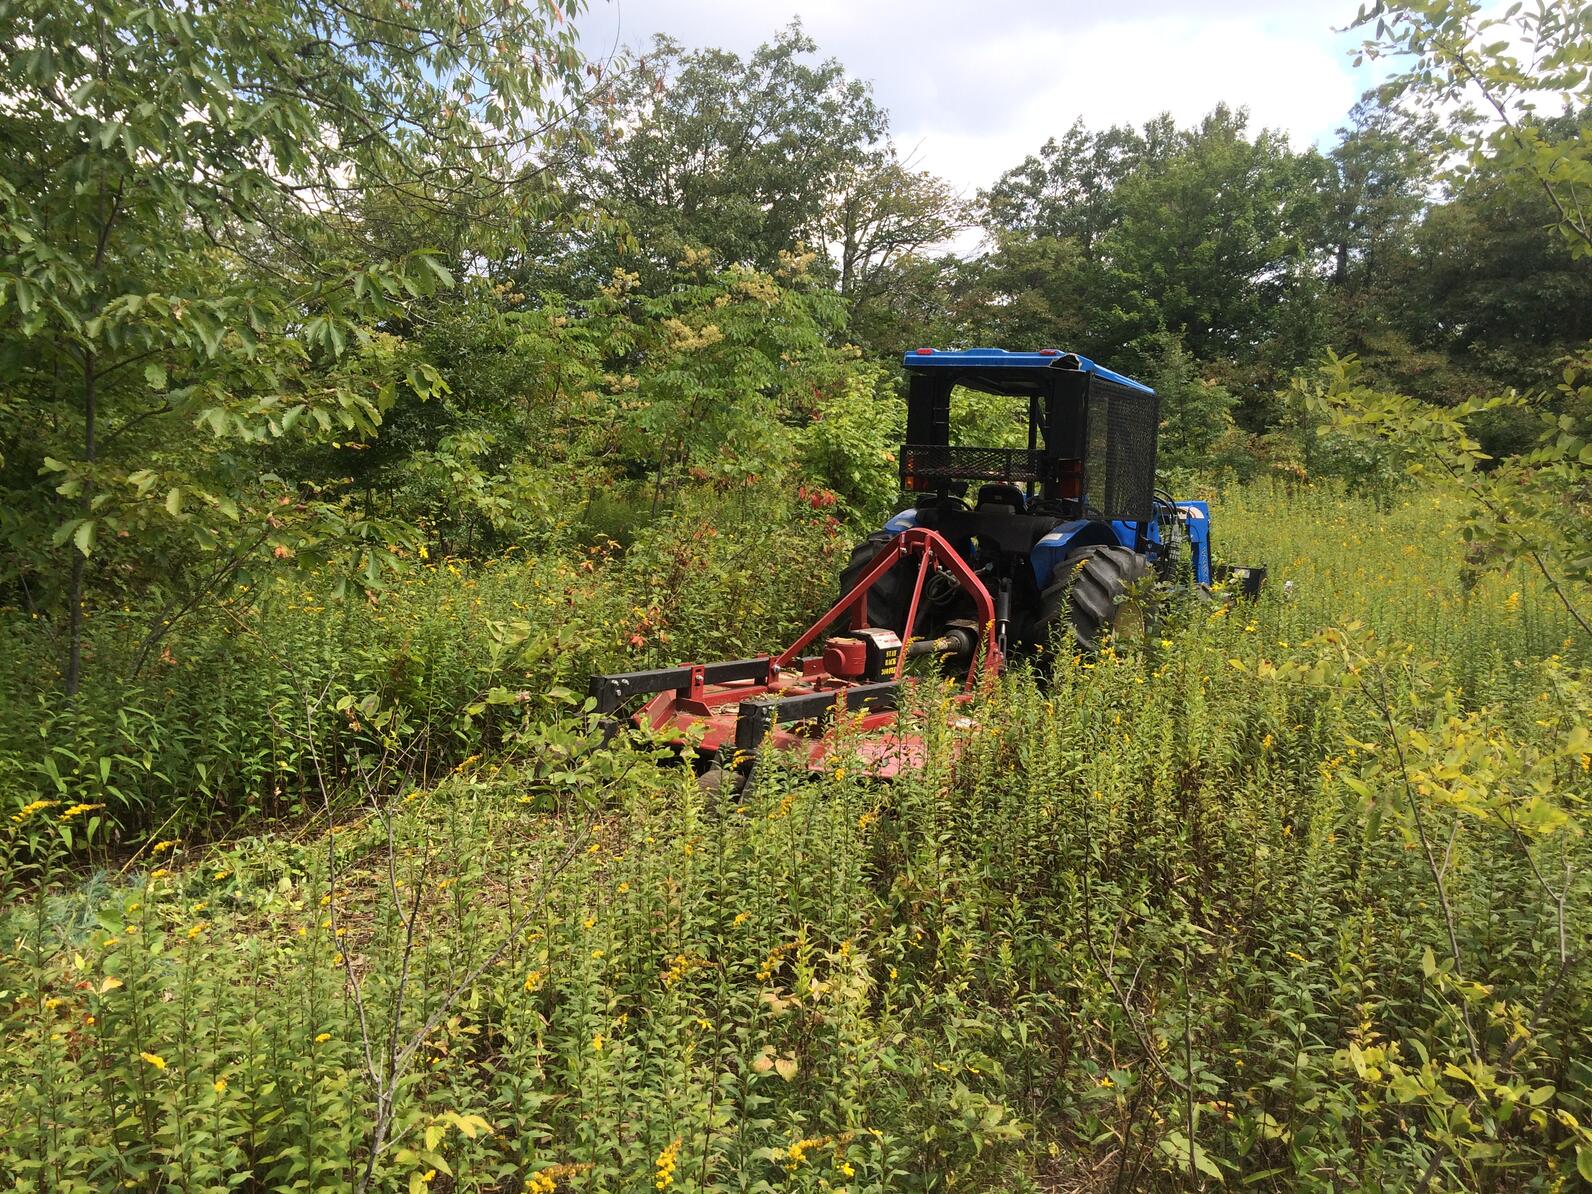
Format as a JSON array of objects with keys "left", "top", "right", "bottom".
[
  {"left": 1356, "top": 0, "right": 1592, "bottom": 255},
  {"left": 954, "top": 232, "right": 1141, "bottom": 359},
  {"left": 982, "top": 118, "right": 1158, "bottom": 261},
  {"left": 1325, "top": 96, "right": 1433, "bottom": 291},
  {"left": 1322, "top": 109, "right": 1592, "bottom": 437},
  {"left": 828, "top": 149, "right": 969, "bottom": 354},
  {"left": 1104, "top": 105, "right": 1329, "bottom": 365},
  {"left": 969, "top": 106, "right": 1329, "bottom": 420},
  {"left": 0, "top": 0, "right": 589, "bottom": 693},
  {"left": 1399, "top": 143, "right": 1592, "bottom": 368},
  {"left": 553, "top": 24, "right": 886, "bottom": 283},
  {"left": 1130, "top": 329, "right": 1238, "bottom": 472}
]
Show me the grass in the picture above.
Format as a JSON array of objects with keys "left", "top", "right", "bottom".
[{"left": 2, "top": 478, "right": 1590, "bottom": 1191}]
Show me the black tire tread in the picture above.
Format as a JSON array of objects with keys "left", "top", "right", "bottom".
[
  {"left": 1035, "top": 545, "right": 1152, "bottom": 652},
  {"left": 837, "top": 531, "right": 909, "bottom": 632}
]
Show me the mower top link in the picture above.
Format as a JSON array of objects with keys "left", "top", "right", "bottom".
[{"left": 588, "top": 347, "right": 1264, "bottom": 780}]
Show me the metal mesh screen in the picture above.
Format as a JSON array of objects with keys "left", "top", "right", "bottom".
[
  {"left": 1084, "top": 381, "right": 1158, "bottom": 521},
  {"left": 900, "top": 444, "right": 1049, "bottom": 485}
]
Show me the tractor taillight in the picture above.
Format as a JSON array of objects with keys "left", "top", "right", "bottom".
[{"left": 914, "top": 347, "right": 934, "bottom": 355}]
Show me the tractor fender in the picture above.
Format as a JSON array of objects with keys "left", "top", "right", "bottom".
[
  {"left": 883, "top": 508, "right": 921, "bottom": 535},
  {"left": 882, "top": 507, "right": 975, "bottom": 565},
  {"left": 1029, "top": 520, "right": 1134, "bottom": 588}
]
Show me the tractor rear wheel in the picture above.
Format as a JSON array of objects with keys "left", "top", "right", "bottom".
[
  {"left": 1036, "top": 545, "right": 1153, "bottom": 653},
  {"left": 837, "top": 531, "right": 910, "bottom": 632}
]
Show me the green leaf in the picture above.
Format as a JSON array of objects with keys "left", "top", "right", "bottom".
[
  {"left": 73, "top": 519, "right": 96, "bottom": 556},
  {"left": 165, "top": 487, "right": 183, "bottom": 516},
  {"left": 418, "top": 254, "right": 454, "bottom": 289},
  {"left": 145, "top": 362, "right": 167, "bottom": 390}
]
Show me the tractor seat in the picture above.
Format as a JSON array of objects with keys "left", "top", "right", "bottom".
[{"left": 975, "top": 483, "right": 1026, "bottom": 514}]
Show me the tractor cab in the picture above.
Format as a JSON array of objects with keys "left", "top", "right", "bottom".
[
  {"left": 898, "top": 346, "right": 1155, "bottom": 525},
  {"left": 840, "top": 348, "right": 1224, "bottom": 658}
]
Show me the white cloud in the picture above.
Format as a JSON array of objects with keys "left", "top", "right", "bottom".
[
  {"left": 893, "top": 12, "right": 1364, "bottom": 196},
  {"left": 582, "top": 0, "right": 1376, "bottom": 179}
]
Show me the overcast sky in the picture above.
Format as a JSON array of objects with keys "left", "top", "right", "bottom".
[{"left": 576, "top": 0, "right": 1383, "bottom": 200}]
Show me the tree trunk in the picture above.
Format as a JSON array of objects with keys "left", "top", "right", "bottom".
[{"left": 66, "top": 351, "right": 96, "bottom": 697}]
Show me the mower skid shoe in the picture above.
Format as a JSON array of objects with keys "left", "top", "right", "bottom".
[{"left": 1214, "top": 563, "right": 1267, "bottom": 599}]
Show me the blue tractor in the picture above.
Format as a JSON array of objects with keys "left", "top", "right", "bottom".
[{"left": 839, "top": 347, "right": 1261, "bottom": 657}]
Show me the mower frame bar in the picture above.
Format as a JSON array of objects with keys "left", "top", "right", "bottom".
[
  {"left": 734, "top": 680, "right": 900, "bottom": 752},
  {"left": 588, "top": 657, "right": 771, "bottom": 714}
]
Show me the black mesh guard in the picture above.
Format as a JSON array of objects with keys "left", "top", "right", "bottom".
[
  {"left": 1084, "top": 380, "right": 1158, "bottom": 521},
  {"left": 899, "top": 444, "right": 1050, "bottom": 486}
]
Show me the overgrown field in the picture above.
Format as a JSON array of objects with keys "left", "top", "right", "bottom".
[{"left": 4, "top": 482, "right": 1591, "bottom": 1192}]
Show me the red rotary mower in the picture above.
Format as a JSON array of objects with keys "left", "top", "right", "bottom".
[{"left": 587, "top": 527, "right": 998, "bottom": 780}]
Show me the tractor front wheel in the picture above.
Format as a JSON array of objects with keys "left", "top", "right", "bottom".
[{"left": 1036, "top": 545, "right": 1153, "bottom": 653}]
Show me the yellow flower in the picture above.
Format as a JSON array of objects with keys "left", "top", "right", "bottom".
[
  {"left": 140, "top": 1052, "right": 166, "bottom": 1070},
  {"left": 150, "top": 839, "right": 179, "bottom": 855},
  {"left": 655, "top": 1137, "right": 682, "bottom": 1189},
  {"left": 617, "top": 882, "right": 630, "bottom": 895},
  {"left": 11, "top": 799, "right": 58, "bottom": 823},
  {"left": 213, "top": 1076, "right": 227, "bottom": 1094},
  {"left": 591, "top": 1032, "right": 604, "bottom": 1053},
  {"left": 732, "top": 911, "right": 750, "bottom": 927},
  {"left": 523, "top": 970, "right": 544, "bottom": 992},
  {"left": 314, "top": 1032, "right": 331, "bottom": 1044}
]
